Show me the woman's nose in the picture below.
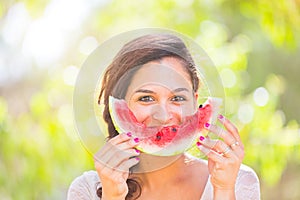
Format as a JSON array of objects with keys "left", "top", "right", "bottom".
[{"left": 152, "top": 104, "right": 173, "bottom": 124}]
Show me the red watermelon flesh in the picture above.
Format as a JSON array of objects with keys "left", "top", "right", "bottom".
[{"left": 109, "top": 96, "right": 222, "bottom": 156}]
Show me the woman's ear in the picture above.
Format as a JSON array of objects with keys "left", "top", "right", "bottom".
[
  {"left": 194, "top": 92, "right": 198, "bottom": 100},
  {"left": 194, "top": 92, "right": 198, "bottom": 110}
]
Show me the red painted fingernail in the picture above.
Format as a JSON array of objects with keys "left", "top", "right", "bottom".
[
  {"left": 204, "top": 123, "right": 210, "bottom": 128},
  {"left": 134, "top": 138, "right": 139, "bottom": 143},
  {"left": 127, "top": 132, "right": 132, "bottom": 137},
  {"left": 196, "top": 142, "right": 201, "bottom": 146},
  {"left": 218, "top": 114, "right": 224, "bottom": 120},
  {"left": 199, "top": 136, "right": 205, "bottom": 141},
  {"left": 135, "top": 149, "right": 140, "bottom": 153}
]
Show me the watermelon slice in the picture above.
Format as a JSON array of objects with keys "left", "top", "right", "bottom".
[{"left": 109, "top": 96, "right": 222, "bottom": 156}]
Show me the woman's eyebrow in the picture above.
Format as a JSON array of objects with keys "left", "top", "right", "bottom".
[
  {"left": 134, "top": 89, "right": 155, "bottom": 94},
  {"left": 172, "top": 88, "right": 190, "bottom": 93},
  {"left": 134, "top": 88, "right": 189, "bottom": 94}
]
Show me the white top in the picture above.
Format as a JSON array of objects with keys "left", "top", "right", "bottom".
[{"left": 67, "top": 164, "right": 260, "bottom": 200}]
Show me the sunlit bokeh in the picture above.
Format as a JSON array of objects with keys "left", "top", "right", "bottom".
[
  {"left": 253, "top": 87, "right": 269, "bottom": 107},
  {"left": 79, "top": 36, "right": 99, "bottom": 55},
  {"left": 220, "top": 68, "right": 236, "bottom": 88},
  {"left": 1, "top": 0, "right": 299, "bottom": 199},
  {"left": 238, "top": 103, "right": 254, "bottom": 124},
  {"left": 63, "top": 65, "right": 79, "bottom": 86}
]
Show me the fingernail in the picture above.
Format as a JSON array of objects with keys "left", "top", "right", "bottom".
[
  {"left": 135, "top": 149, "right": 140, "bottom": 153},
  {"left": 204, "top": 123, "right": 210, "bottom": 128},
  {"left": 127, "top": 132, "right": 132, "bottom": 137},
  {"left": 218, "top": 114, "right": 224, "bottom": 120},
  {"left": 134, "top": 138, "right": 139, "bottom": 143},
  {"left": 196, "top": 142, "right": 201, "bottom": 146},
  {"left": 199, "top": 136, "right": 205, "bottom": 141},
  {"left": 135, "top": 157, "right": 140, "bottom": 161}
]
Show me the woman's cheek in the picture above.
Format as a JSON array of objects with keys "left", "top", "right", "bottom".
[{"left": 130, "top": 105, "right": 152, "bottom": 124}]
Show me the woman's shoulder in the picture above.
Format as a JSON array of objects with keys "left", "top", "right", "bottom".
[
  {"left": 189, "top": 154, "right": 259, "bottom": 183},
  {"left": 237, "top": 164, "right": 260, "bottom": 185},
  {"left": 199, "top": 161, "right": 261, "bottom": 200},
  {"left": 235, "top": 164, "right": 261, "bottom": 199},
  {"left": 67, "top": 170, "right": 100, "bottom": 200}
]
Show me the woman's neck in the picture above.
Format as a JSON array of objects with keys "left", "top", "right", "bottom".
[{"left": 131, "top": 153, "right": 193, "bottom": 190}]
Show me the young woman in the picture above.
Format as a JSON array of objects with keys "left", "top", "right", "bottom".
[{"left": 68, "top": 33, "right": 260, "bottom": 200}]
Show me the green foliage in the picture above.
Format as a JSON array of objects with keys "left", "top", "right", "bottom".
[
  {"left": 0, "top": 0, "right": 299, "bottom": 199},
  {"left": 0, "top": 82, "right": 94, "bottom": 199}
]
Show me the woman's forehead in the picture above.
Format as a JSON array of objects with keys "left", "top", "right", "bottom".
[{"left": 126, "top": 57, "right": 192, "bottom": 93}]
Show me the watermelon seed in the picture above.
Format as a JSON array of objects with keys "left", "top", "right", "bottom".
[
  {"left": 156, "top": 135, "right": 161, "bottom": 141},
  {"left": 171, "top": 127, "right": 177, "bottom": 132},
  {"left": 199, "top": 104, "right": 203, "bottom": 108}
]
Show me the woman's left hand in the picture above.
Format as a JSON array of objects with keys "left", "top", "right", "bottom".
[{"left": 197, "top": 114, "right": 244, "bottom": 191}]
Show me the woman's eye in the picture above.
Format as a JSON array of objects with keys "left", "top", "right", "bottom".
[
  {"left": 171, "top": 96, "right": 186, "bottom": 102},
  {"left": 138, "top": 96, "right": 155, "bottom": 102}
]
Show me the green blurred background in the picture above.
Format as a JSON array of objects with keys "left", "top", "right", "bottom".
[{"left": 0, "top": 0, "right": 299, "bottom": 199}]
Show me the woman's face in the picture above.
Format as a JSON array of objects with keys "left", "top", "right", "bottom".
[{"left": 125, "top": 57, "right": 198, "bottom": 128}]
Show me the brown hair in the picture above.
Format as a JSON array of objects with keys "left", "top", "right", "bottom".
[{"left": 97, "top": 33, "right": 199, "bottom": 199}]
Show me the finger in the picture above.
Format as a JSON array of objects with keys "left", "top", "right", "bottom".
[
  {"left": 197, "top": 142, "right": 225, "bottom": 163},
  {"left": 116, "top": 137, "right": 140, "bottom": 151},
  {"left": 108, "top": 132, "right": 132, "bottom": 145},
  {"left": 106, "top": 149, "right": 140, "bottom": 169},
  {"left": 95, "top": 133, "right": 132, "bottom": 160},
  {"left": 103, "top": 136, "right": 139, "bottom": 161},
  {"left": 218, "top": 115, "right": 243, "bottom": 148},
  {"left": 117, "top": 157, "right": 140, "bottom": 173},
  {"left": 199, "top": 134, "right": 244, "bottom": 159},
  {"left": 95, "top": 141, "right": 139, "bottom": 167},
  {"left": 94, "top": 142, "right": 118, "bottom": 164},
  {"left": 95, "top": 153, "right": 139, "bottom": 181},
  {"left": 198, "top": 136, "right": 237, "bottom": 158},
  {"left": 198, "top": 136, "right": 226, "bottom": 154},
  {"left": 203, "top": 123, "right": 237, "bottom": 148}
]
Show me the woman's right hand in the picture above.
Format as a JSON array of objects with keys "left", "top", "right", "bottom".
[{"left": 94, "top": 132, "right": 140, "bottom": 200}]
